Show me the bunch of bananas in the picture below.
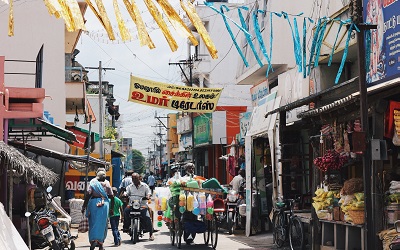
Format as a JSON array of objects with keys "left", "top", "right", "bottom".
[{"left": 312, "top": 188, "right": 339, "bottom": 211}]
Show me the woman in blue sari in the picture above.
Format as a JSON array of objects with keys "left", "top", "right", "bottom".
[{"left": 82, "top": 170, "right": 114, "bottom": 250}]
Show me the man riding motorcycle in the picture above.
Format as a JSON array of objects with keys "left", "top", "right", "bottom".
[{"left": 122, "top": 173, "right": 154, "bottom": 241}]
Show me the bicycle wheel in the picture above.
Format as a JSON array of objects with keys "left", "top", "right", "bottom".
[
  {"left": 273, "top": 211, "right": 286, "bottom": 248},
  {"left": 289, "top": 217, "right": 304, "bottom": 250},
  {"left": 210, "top": 214, "right": 218, "bottom": 249}
]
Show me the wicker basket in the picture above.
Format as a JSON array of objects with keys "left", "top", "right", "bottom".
[{"left": 348, "top": 210, "right": 365, "bottom": 224}]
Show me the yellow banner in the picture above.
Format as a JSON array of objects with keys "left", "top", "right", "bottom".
[{"left": 128, "top": 75, "right": 222, "bottom": 113}]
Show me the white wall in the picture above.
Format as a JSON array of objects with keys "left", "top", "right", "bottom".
[{"left": 0, "top": 2, "right": 66, "bottom": 152}]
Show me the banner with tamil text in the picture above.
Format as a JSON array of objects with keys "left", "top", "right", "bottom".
[{"left": 128, "top": 75, "right": 223, "bottom": 113}]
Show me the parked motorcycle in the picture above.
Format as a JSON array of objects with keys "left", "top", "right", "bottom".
[
  {"left": 128, "top": 196, "right": 148, "bottom": 244},
  {"left": 25, "top": 186, "right": 76, "bottom": 250}
]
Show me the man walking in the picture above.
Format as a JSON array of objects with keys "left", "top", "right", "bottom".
[{"left": 147, "top": 171, "right": 156, "bottom": 195}]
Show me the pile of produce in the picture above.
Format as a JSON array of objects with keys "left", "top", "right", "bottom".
[
  {"left": 341, "top": 178, "right": 363, "bottom": 195},
  {"left": 313, "top": 150, "right": 348, "bottom": 172},
  {"left": 387, "top": 181, "right": 400, "bottom": 204},
  {"left": 339, "top": 192, "right": 364, "bottom": 223},
  {"left": 312, "top": 188, "right": 339, "bottom": 214}
]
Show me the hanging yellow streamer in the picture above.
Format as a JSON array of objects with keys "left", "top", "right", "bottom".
[
  {"left": 122, "top": 0, "right": 155, "bottom": 49},
  {"left": 85, "top": 0, "right": 115, "bottom": 40},
  {"left": 58, "top": 0, "right": 75, "bottom": 32},
  {"left": 143, "top": 0, "right": 177, "bottom": 51},
  {"left": 180, "top": 0, "right": 217, "bottom": 59},
  {"left": 156, "top": 0, "right": 198, "bottom": 46},
  {"left": 113, "top": 0, "right": 131, "bottom": 41},
  {"left": 8, "top": 0, "right": 13, "bottom": 36},
  {"left": 65, "top": 0, "right": 86, "bottom": 31},
  {"left": 43, "top": 0, "right": 62, "bottom": 19}
]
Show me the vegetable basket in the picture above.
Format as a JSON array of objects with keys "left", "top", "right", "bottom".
[{"left": 348, "top": 210, "right": 365, "bottom": 225}]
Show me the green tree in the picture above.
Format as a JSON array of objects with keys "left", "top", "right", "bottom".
[{"left": 131, "top": 149, "right": 145, "bottom": 174}]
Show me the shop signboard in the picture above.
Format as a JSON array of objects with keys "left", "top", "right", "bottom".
[
  {"left": 278, "top": 69, "right": 309, "bottom": 124},
  {"left": 363, "top": 0, "right": 400, "bottom": 85},
  {"left": 179, "top": 133, "right": 193, "bottom": 150},
  {"left": 177, "top": 115, "right": 192, "bottom": 134},
  {"left": 194, "top": 114, "right": 211, "bottom": 147},
  {"left": 240, "top": 112, "right": 252, "bottom": 141},
  {"left": 65, "top": 168, "right": 112, "bottom": 199},
  {"left": 250, "top": 80, "right": 269, "bottom": 107}
]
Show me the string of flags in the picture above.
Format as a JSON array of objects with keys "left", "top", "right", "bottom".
[{"left": 206, "top": 2, "right": 359, "bottom": 84}]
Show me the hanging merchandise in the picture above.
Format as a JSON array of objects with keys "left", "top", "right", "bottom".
[
  {"left": 186, "top": 192, "right": 194, "bottom": 212},
  {"left": 198, "top": 192, "right": 207, "bottom": 215},
  {"left": 179, "top": 190, "right": 187, "bottom": 213},
  {"left": 313, "top": 149, "right": 348, "bottom": 172},
  {"left": 192, "top": 193, "right": 200, "bottom": 215},
  {"left": 393, "top": 110, "right": 400, "bottom": 146}
]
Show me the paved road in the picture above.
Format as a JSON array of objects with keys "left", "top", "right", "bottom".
[{"left": 72, "top": 199, "right": 278, "bottom": 250}]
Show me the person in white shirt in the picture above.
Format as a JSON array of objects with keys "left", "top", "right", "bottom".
[
  {"left": 122, "top": 173, "right": 154, "bottom": 241},
  {"left": 147, "top": 172, "right": 156, "bottom": 195},
  {"left": 230, "top": 169, "right": 245, "bottom": 192}
]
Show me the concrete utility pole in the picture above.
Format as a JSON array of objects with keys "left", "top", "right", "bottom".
[
  {"left": 86, "top": 61, "right": 115, "bottom": 160},
  {"left": 351, "top": 0, "right": 377, "bottom": 248},
  {"left": 155, "top": 113, "right": 169, "bottom": 176}
]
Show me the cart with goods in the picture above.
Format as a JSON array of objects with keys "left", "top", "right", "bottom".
[{"left": 157, "top": 176, "right": 225, "bottom": 249}]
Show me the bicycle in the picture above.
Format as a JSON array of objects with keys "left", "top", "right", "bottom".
[{"left": 272, "top": 198, "right": 305, "bottom": 250}]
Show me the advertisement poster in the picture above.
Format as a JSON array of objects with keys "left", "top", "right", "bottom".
[
  {"left": 128, "top": 75, "right": 222, "bottom": 112},
  {"left": 364, "top": 0, "right": 400, "bottom": 85},
  {"left": 250, "top": 80, "right": 268, "bottom": 107},
  {"left": 193, "top": 114, "right": 211, "bottom": 147}
]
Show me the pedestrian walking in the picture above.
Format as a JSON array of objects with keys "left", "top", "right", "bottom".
[
  {"left": 110, "top": 187, "right": 124, "bottom": 246},
  {"left": 147, "top": 171, "right": 156, "bottom": 195},
  {"left": 81, "top": 169, "right": 115, "bottom": 250}
]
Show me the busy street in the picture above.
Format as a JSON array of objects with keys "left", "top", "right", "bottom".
[{"left": 71, "top": 197, "right": 276, "bottom": 250}]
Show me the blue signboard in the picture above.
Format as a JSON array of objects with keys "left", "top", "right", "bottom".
[{"left": 364, "top": 0, "right": 400, "bottom": 85}]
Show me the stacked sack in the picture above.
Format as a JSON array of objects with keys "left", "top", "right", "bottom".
[
  {"left": 69, "top": 198, "right": 84, "bottom": 224},
  {"left": 388, "top": 181, "right": 400, "bottom": 203}
]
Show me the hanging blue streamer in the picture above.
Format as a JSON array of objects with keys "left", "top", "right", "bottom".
[
  {"left": 217, "top": 5, "right": 249, "bottom": 67},
  {"left": 303, "top": 19, "right": 307, "bottom": 78},
  {"left": 335, "top": 23, "right": 360, "bottom": 84},
  {"left": 328, "top": 19, "right": 348, "bottom": 66},
  {"left": 269, "top": 12, "right": 282, "bottom": 73},
  {"left": 238, "top": 6, "right": 263, "bottom": 67},
  {"left": 313, "top": 19, "right": 328, "bottom": 67},
  {"left": 253, "top": 9, "right": 273, "bottom": 76},
  {"left": 308, "top": 18, "right": 321, "bottom": 75},
  {"left": 365, "top": 28, "right": 371, "bottom": 73},
  {"left": 282, "top": 12, "right": 303, "bottom": 72},
  {"left": 204, "top": 2, "right": 251, "bottom": 37}
]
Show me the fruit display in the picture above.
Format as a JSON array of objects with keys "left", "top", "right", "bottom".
[
  {"left": 312, "top": 188, "right": 339, "bottom": 212},
  {"left": 313, "top": 150, "right": 349, "bottom": 172}
]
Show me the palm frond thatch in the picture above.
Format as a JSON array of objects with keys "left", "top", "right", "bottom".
[{"left": 0, "top": 141, "right": 58, "bottom": 186}]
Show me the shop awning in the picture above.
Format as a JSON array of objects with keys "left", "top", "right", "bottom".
[
  {"left": 0, "top": 141, "right": 58, "bottom": 186},
  {"left": 246, "top": 95, "right": 281, "bottom": 137},
  {"left": 264, "top": 77, "right": 359, "bottom": 117},
  {"left": 298, "top": 77, "right": 400, "bottom": 118},
  {"left": 8, "top": 141, "right": 110, "bottom": 171},
  {"left": 37, "top": 118, "right": 77, "bottom": 143}
]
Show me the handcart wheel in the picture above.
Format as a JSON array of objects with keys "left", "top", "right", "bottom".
[
  {"left": 170, "top": 220, "right": 175, "bottom": 246},
  {"left": 203, "top": 216, "right": 210, "bottom": 245},
  {"left": 210, "top": 214, "right": 218, "bottom": 249},
  {"left": 176, "top": 221, "right": 182, "bottom": 249}
]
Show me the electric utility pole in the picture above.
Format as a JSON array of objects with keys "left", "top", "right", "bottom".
[
  {"left": 86, "top": 61, "right": 115, "bottom": 160},
  {"left": 155, "top": 112, "right": 170, "bottom": 176},
  {"left": 351, "top": 0, "right": 377, "bottom": 248}
]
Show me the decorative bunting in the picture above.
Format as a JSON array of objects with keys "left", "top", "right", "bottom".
[
  {"left": 181, "top": 0, "right": 218, "bottom": 59},
  {"left": 43, "top": 0, "right": 62, "bottom": 19},
  {"left": 7, "top": 0, "right": 13, "bottom": 36},
  {"left": 122, "top": 0, "right": 155, "bottom": 49},
  {"left": 313, "top": 19, "right": 328, "bottom": 67},
  {"left": 328, "top": 19, "right": 348, "bottom": 66},
  {"left": 253, "top": 9, "right": 273, "bottom": 76},
  {"left": 143, "top": 0, "right": 177, "bottom": 51},
  {"left": 238, "top": 6, "right": 260, "bottom": 67},
  {"left": 86, "top": 0, "right": 115, "bottom": 40},
  {"left": 282, "top": 12, "right": 303, "bottom": 72},
  {"left": 113, "top": 0, "right": 131, "bottom": 41},
  {"left": 335, "top": 23, "right": 359, "bottom": 84},
  {"left": 217, "top": 5, "right": 248, "bottom": 66},
  {"left": 66, "top": 0, "right": 86, "bottom": 31},
  {"left": 156, "top": 0, "right": 198, "bottom": 46},
  {"left": 308, "top": 18, "right": 321, "bottom": 76}
]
